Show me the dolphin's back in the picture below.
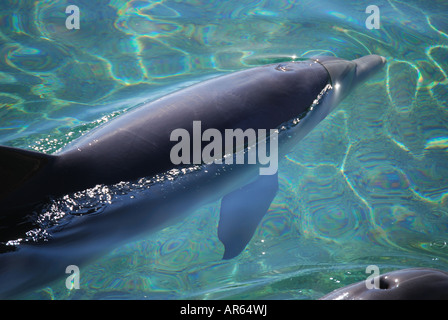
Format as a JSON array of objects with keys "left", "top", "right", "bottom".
[
  {"left": 56, "top": 63, "right": 329, "bottom": 184},
  {"left": 0, "top": 61, "right": 329, "bottom": 233}
]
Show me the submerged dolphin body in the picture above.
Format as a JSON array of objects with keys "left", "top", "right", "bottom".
[
  {"left": 320, "top": 268, "right": 448, "bottom": 300},
  {"left": 0, "top": 55, "right": 386, "bottom": 298}
]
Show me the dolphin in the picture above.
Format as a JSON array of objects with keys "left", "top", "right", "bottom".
[
  {"left": 320, "top": 268, "right": 448, "bottom": 300},
  {"left": 0, "top": 54, "right": 386, "bottom": 298}
]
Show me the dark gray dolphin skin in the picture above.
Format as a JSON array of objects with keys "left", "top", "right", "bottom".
[
  {"left": 0, "top": 55, "right": 386, "bottom": 298},
  {"left": 320, "top": 268, "right": 448, "bottom": 300}
]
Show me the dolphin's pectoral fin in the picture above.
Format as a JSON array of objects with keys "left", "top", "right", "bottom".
[{"left": 218, "top": 173, "right": 278, "bottom": 260}]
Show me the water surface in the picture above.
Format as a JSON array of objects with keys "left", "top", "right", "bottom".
[{"left": 0, "top": 0, "right": 447, "bottom": 299}]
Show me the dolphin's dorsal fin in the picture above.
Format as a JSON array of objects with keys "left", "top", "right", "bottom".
[
  {"left": 0, "top": 145, "right": 57, "bottom": 200},
  {"left": 0, "top": 145, "right": 58, "bottom": 250},
  {"left": 218, "top": 172, "right": 278, "bottom": 259}
]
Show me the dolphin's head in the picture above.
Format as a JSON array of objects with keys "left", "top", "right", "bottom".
[
  {"left": 320, "top": 268, "right": 448, "bottom": 300},
  {"left": 313, "top": 54, "right": 386, "bottom": 108},
  {"left": 274, "top": 54, "right": 386, "bottom": 147}
]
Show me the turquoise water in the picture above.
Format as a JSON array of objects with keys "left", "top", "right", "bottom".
[{"left": 1, "top": 0, "right": 448, "bottom": 299}]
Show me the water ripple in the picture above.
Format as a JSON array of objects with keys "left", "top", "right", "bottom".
[{"left": 4, "top": 0, "right": 448, "bottom": 300}]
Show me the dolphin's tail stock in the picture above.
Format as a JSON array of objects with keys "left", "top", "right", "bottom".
[{"left": 0, "top": 145, "right": 59, "bottom": 251}]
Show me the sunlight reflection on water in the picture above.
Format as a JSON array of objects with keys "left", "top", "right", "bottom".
[{"left": 0, "top": 0, "right": 447, "bottom": 299}]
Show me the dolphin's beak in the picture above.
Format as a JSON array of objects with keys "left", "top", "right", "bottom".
[
  {"left": 312, "top": 54, "right": 386, "bottom": 102},
  {"left": 314, "top": 54, "right": 386, "bottom": 86},
  {"left": 352, "top": 54, "right": 387, "bottom": 84}
]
